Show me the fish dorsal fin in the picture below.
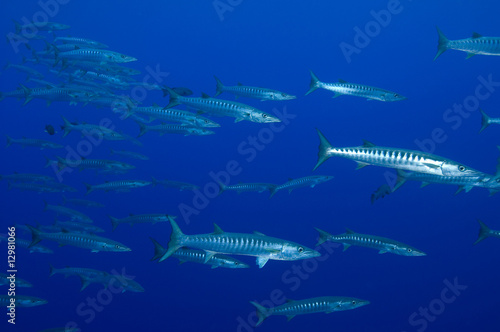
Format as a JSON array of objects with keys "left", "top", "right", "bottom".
[
  {"left": 153, "top": 103, "right": 159, "bottom": 107},
  {"left": 61, "top": 228, "right": 71, "bottom": 233},
  {"left": 362, "top": 140, "right": 376, "bottom": 147},
  {"left": 201, "top": 92, "right": 210, "bottom": 99},
  {"left": 237, "top": 82, "right": 243, "bottom": 86},
  {"left": 253, "top": 231, "right": 265, "bottom": 236},
  {"left": 338, "top": 79, "right": 347, "bottom": 83},
  {"left": 74, "top": 45, "right": 81, "bottom": 50},
  {"left": 472, "top": 32, "right": 482, "bottom": 38},
  {"left": 213, "top": 223, "right": 224, "bottom": 234},
  {"left": 286, "top": 299, "right": 295, "bottom": 303},
  {"left": 345, "top": 228, "right": 355, "bottom": 234}
]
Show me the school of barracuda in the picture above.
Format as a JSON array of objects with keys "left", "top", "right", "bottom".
[{"left": 1, "top": 20, "right": 499, "bottom": 330}]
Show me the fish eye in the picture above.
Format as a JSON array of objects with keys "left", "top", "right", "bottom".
[
  {"left": 234, "top": 262, "right": 239, "bottom": 265},
  {"left": 121, "top": 55, "right": 125, "bottom": 58},
  {"left": 458, "top": 165, "right": 466, "bottom": 172},
  {"left": 115, "top": 245, "right": 120, "bottom": 248},
  {"left": 352, "top": 301, "right": 356, "bottom": 305},
  {"left": 496, "top": 178, "right": 500, "bottom": 183},
  {"left": 394, "top": 94, "right": 398, "bottom": 97},
  {"left": 407, "top": 248, "right": 412, "bottom": 252},
  {"left": 297, "top": 247, "right": 304, "bottom": 253},
  {"left": 262, "top": 114, "right": 267, "bottom": 118}
]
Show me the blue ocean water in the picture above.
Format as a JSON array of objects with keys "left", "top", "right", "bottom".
[{"left": 1, "top": 0, "right": 499, "bottom": 331}]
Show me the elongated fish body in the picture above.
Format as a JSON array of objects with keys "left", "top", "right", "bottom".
[
  {"left": 54, "top": 37, "right": 108, "bottom": 48},
  {"left": 251, "top": 296, "right": 370, "bottom": 326},
  {"left": 270, "top": 175, "right": 334, "bottom": 197},
  {"left": 0, "top": 294, "right": 48, "bottom": 307},
  {"left": 156, "top": 219, "right": 320, "bottom": 268},
  {"left": 44, "top": 202, "right": 93, "bottom": 224},
  {"left": 218, "top": 182, "right": 277, "bottom": 194},
  {"left": 4, "top": 62, "right": 44, "bottom": 78},
  {"left": 130, "top": 106, "right": 220, "bottom": 127},
  {"left": 314, "top": 129, "right": 484, "bottom": 178},
  {"left": 54, "top": 221, "right": 105, "bottom": 234},
  {"left": 0, "top": 234, "right": 53, "bottom": 254},
  {"left": 27, "top": 226, "right": 131, "bottom": 252},
  {"left": 315, "top": 227, "right": 426, "bottom": 256},
  {"left": 54, "top": 48, "right": 137, "bottom": 65},
  {"left": 0, "top": 88, "right": 27, "bottom": 101},
  {"left": 0, "top": 273, "right": 33, "bottom": 287},
  {"left": 434, "top": 27, "right": 500, "bottom": 60},
  {"left": 49, "top": 265, "right": 109, "bottom": 291},
  {"left": 62, "top": 196, "right": 104, "bottom": 208},
  {"left": 8, "top": 182, "right": 76, "bottom": 193},
  {"left": 56, "top": 156, "right": 135, "bottom": 172},
  {"left": 150, "top": 239, "right": 249, "bottom": 269},
  {"left": 164, "top": 88, "right": 280, "bottom": 123},
  {"left": 474, "top": 220, "right": 500, "bottom": 245},
  {"left": 110, "top": 214, "right": 175, "bottom": 231},
  {"left": 60, "top": 116, "right": 121, "bottom": 138},
  {"left": 214, "top": 76, "right": 296, "bottom": 101},
  {"left": 306, "top": 71, "right": 406, "bottom": 101},
  {"left": 20, "top": 85, "right": 88, "bottom": 106},
  {"left": 479, "top": 109, "right": 500, "bottom": 133},
  {"left": 6, "top": 136, "right": 63, "bottom": 149},
  {"left": 110, "top": 149, "right": 149, "bottom": 161},
  {"left": 151, "top": 177, "right": 199, "bottom": 191},
  {"left": 14, "top": 20, "right": 70, "bottom": 32},
  {"left": 84, "top": 180, "right": 151, "bottom": 195},
  {"left": 137, "top": 123, "right": 215, "bottom": 137},
  {"left": 0, "top": 173, "right": 53, "bottom": 182}
]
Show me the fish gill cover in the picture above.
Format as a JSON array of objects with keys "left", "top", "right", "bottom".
[{"left": 0, "top": 0, "right": 499, "bottom": 331}]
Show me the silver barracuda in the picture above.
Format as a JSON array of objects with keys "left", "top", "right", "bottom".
[
  {"left": 4, "top": 62, "right": 44, "bottom": 79},
  {"left": 137, "top": 122, "right": 215, "bottom": 137},
  {"left": 150, "top": 239, "right": 249, "bottom": 269},
  {"left": 84, "top": 180, "right": 152, "bottom": 195},
  {"left": 53, "top": 221, "right": 105, "bottom": 234},
  {"left": 156, "top": 219, "right": 320, "bottom": 268},
  {"left": 315, "top": 227, "right": 426, "bottom": 256},
  {"left": 130, "top": 105, "right": 220, "bottom": 127},
  {"left": 109, "top": 213, "right": 176, "bottom": 231},
  {"left": 53, "top": 46, "right": 137, "bottom": 66},
  {"left": 474, "top": 220, "right": 500, "bottom": 245},
  {"left": 54, "top": 37, "right": 109, "bottom": 49},
  {"left": 0, "top": 87, "right": 27, "bottom": 101},
  {"left": 20, "top": 85, "right": 91, "bottom": 106},
  {"left": 0, "top": 173, "right": 54, "bottom": 182},
  {"left": 27, "top": 226, "right": 131, "bottom": 252},
  {"left": 306, "top": 71, "right": 406, "bottom": 101},
  {"left": 55, "top": 156, "right": 135, "bottom": 172},
  {"left": 62, "top": 196, "right": 105, "bottom": 208},
  {"left": 479, "top": 109, "right": 500, "bottom": 133},
  {"left": 110, "top": 149, "right": 149, "bottom": 161},
  {"left": 163, "top": 87, "right": 280, "bottom": 123},
  {"left": 270, "top": 175, "right": 334, "bottom": 198},
  {"left": 218, "top": 182, "right": 277, "bottom": 195},
  {"left": 6, "top": 136, "right": 63, "bottom": 149},
  {"left": 314, "top": 129, "right": 484, "bottom": 178},
  {"left": 151, "top": 177, "right": 199, "bottom": 191},
  {"left": 13, "top": 20, "right": 70, "bottom": 33},
  {"left": 214, "top": 76, "right": 296, "bottom": 101},
  {"left": 8, "top": 182, "right": 77, "bottom": 193},
  {"left": 434, "top": 27, "right": 500, "bottom": 60},
  {"left": 0, "top": 273, "right": 33, "bottom": 288},
  {"left": 49, "top": 265, "right": 109, "bottom": 291},
  {"left": 0, "top": 294, "right": 47, "bottom": 307},
  {"left": 250, "top": 296, "right": 370, "bottom": 326},
  {"left": 0, "top": 234, "right": 53, "bottom": 254},
  {"left": 44, "top": 201, "right": 93, "bottom": 224}
]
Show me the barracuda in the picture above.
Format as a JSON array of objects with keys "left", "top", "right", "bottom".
[
  {"left": 44, "top": 201, "right": 93, "bottom": 223},
  {"left": 479, "top": 109, "right": 500, "bottom": 133},
  {"left": 62, "top": 196, "right": 105, "bottom": 208},
  {"left": 214, "top": 76, "right": 296, "bottom": 101},
  {"left": 54, "top": 47, "right": 137, "bottom": 66},
  {"left": 8, "top": 182, "right": 77, "bottom": 193},
  {"left": 0, "top": 273, "right": 33, "bottom": 288},
  {"left": 109, "top": 213, "right": 175, "bottom": 231},
  {"left": 20, "top": 84, "right": 90, "bottom": 106},
  {"left": 218, "top": 182, "right": 277, "bottom": 195},
  {"left": 110, "top": 149, "right": 149, "bottom": 161},
  {"left": 315, "top": 227, "right": 426, "bottom": 256},
  {"left": 0, "top": 294, "right": 48, "bottom": 307},
  {"left": 84, "top": 180, "right": 152, "bottom": 195},
  {"left": 6, "top": 136, "right": 63, "bottom": 149},
  {"left": 163, "top": 87, "right": 280, "bottom": 123},
  {"left": 474, "top": 220, "right": 500, "bottom": 245},
  {"left": 130, "top": 105, "right": 220, "bottom": 127},
  {"left": 0, "top": 173, "right": 54, "bottom": 182},
  {"left": 250, "top": 296, "right": 370, "bottom": 326},
  {"left": 150, "top": 239, "right": 249, "bottom": 269},
  {"left": 137, "top": 122, "right": 215, "bottom": 137},
  {"left": 54, "top": 221, "right": 105, "bottom": 234},
  {"left": 27, "top": 225, "right": 131, "bottom": 252},
  {"left": 0, "top": 234, "right": 53, "bottom": 254},
  {"left": 55, "top": 156, "right": 135, "bottom": 172},
  {"left": 270, "top": 175, "right": 334, "bottom": 198},
  {"left": 434, "top": 27, "right": 500, "bottom": 60},
  {"left": 49, "top": 265, "right": 109, "bottom": 291},
  {"left": 54, "top": 37, "right": 109, "bottom": 49},
  {"left": 151, "top": 177, "right": 199, "bottom": 191},
  {"left": 306, "top": 71, "right": 406, "bottom": 101},
  {"left": 314, "top": 128, "right": 484, "bottom": 178},
  {"left": 157, "top": 219, "right": 320, "bottom": 268}
]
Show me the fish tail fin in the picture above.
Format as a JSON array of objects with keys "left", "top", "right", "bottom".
[
  {"left": 305, "top": 71, "right": 321, "bottom": 95},
  {"left": 214, "top": 75, "right": 224, "bottom": 97},
  {"left": 26, "top": 225, "right": 42, "bottom": 247},
  {"left": 269, "top": 186, "right": 278, "bottom": 198},
  {"left": 20, "top": 84, "right": 32, "bottom": 106},
  {"left": 6, "top": 135, "right": 13, "bottom": 148},
  {"left": 60, "top": 116, "right": 72, "bottom": 137},
  {"left": 434, "top": 26, "right": 449, "bottom": 61},
  {"left": 48, "top": 264, "right": 57, "bottom": 277},
  {"left": 314, "top": 227, "right": 332, "bottom": 246},
  {"left": 217, "top": 180, "right": 226, "bottom": 195},
  {"left": 44, "top": 156, "right": 53, "bottom": 168},
  {"left": 313, "top": 128, "right": 333, "bottom": 171},
  {"left": 249, "top": 301, "right": 270, "bottom": 326},
  {"left": 151, "top": 176, "right": 158, "bottom": 186},
  {"left": 158, "top": 218, "right": 184, "bottom": 262},
  {"left": 394, "top": 169, "right": 409, "bottom": 191},
  {"left": 149, "top": 237, "right": 166, "bottom": 261},
  {"left": 136, "top": 121, "right": 148, "bottom": 138},
  {"left": 474, "top": 220, "right": 491, "bottom": 245},
  {"left": 163, "top": 87, "right": 180, "bottom": 108},
  {"left": 83, "top": 183, "right": 93, "bottom": 195},
  {"left": 479, "top": 109, "right": 491, "bottom": 133},
  {"left": 109, "top": 215, "right": 120, "bottom": 231},
  {"left": 13, "top": 20, "right": 21, "bottom": 33}
]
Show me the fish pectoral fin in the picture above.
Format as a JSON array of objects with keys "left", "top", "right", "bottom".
[
  {"left": 355, "top": 162, "right": 370, "bottom": 170},
  {"left": 423, "top": 162, "right": 440, "bottom": 169},
  {"left": 378, "top": 250, "right": 388, "bottom": 254},
  {"left": 464, "top": 185, "right": 473, "bottom": 193},
  {"left": 203, "top": 251, "right": 217, "bottom": 264},
  {"left": 91, "top": 250, "right": 99, "bottom": 253},
  {"left": 466, "top": 53, "right": 476, "bottom": 59},
  {"left": 332, "top": 93, "right": 341, "bottom": 98},
  {"left": 210, "top": 265, "right": 218, "bottom": 269},
  {"left": 286, "top": 315, "right": 296, "bottom": 322},
  {"left": 256, "top": 256, "right": 270, "bottom": 268},
  {"left": 253, "top": 231, "right": 266, "bottom": 236},
  {"left": 234, "top": 118, "right": 244, "bottom": 123},
  {"left": 420, "top": 182, "right": 430, "bottom": 188},
  {"left": 342, "top": 244, "right": 351, "bottom": 252}
]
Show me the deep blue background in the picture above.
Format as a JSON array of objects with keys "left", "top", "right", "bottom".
[{"left": 1, "top": 0, "right": 499, "bottom": 331}]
